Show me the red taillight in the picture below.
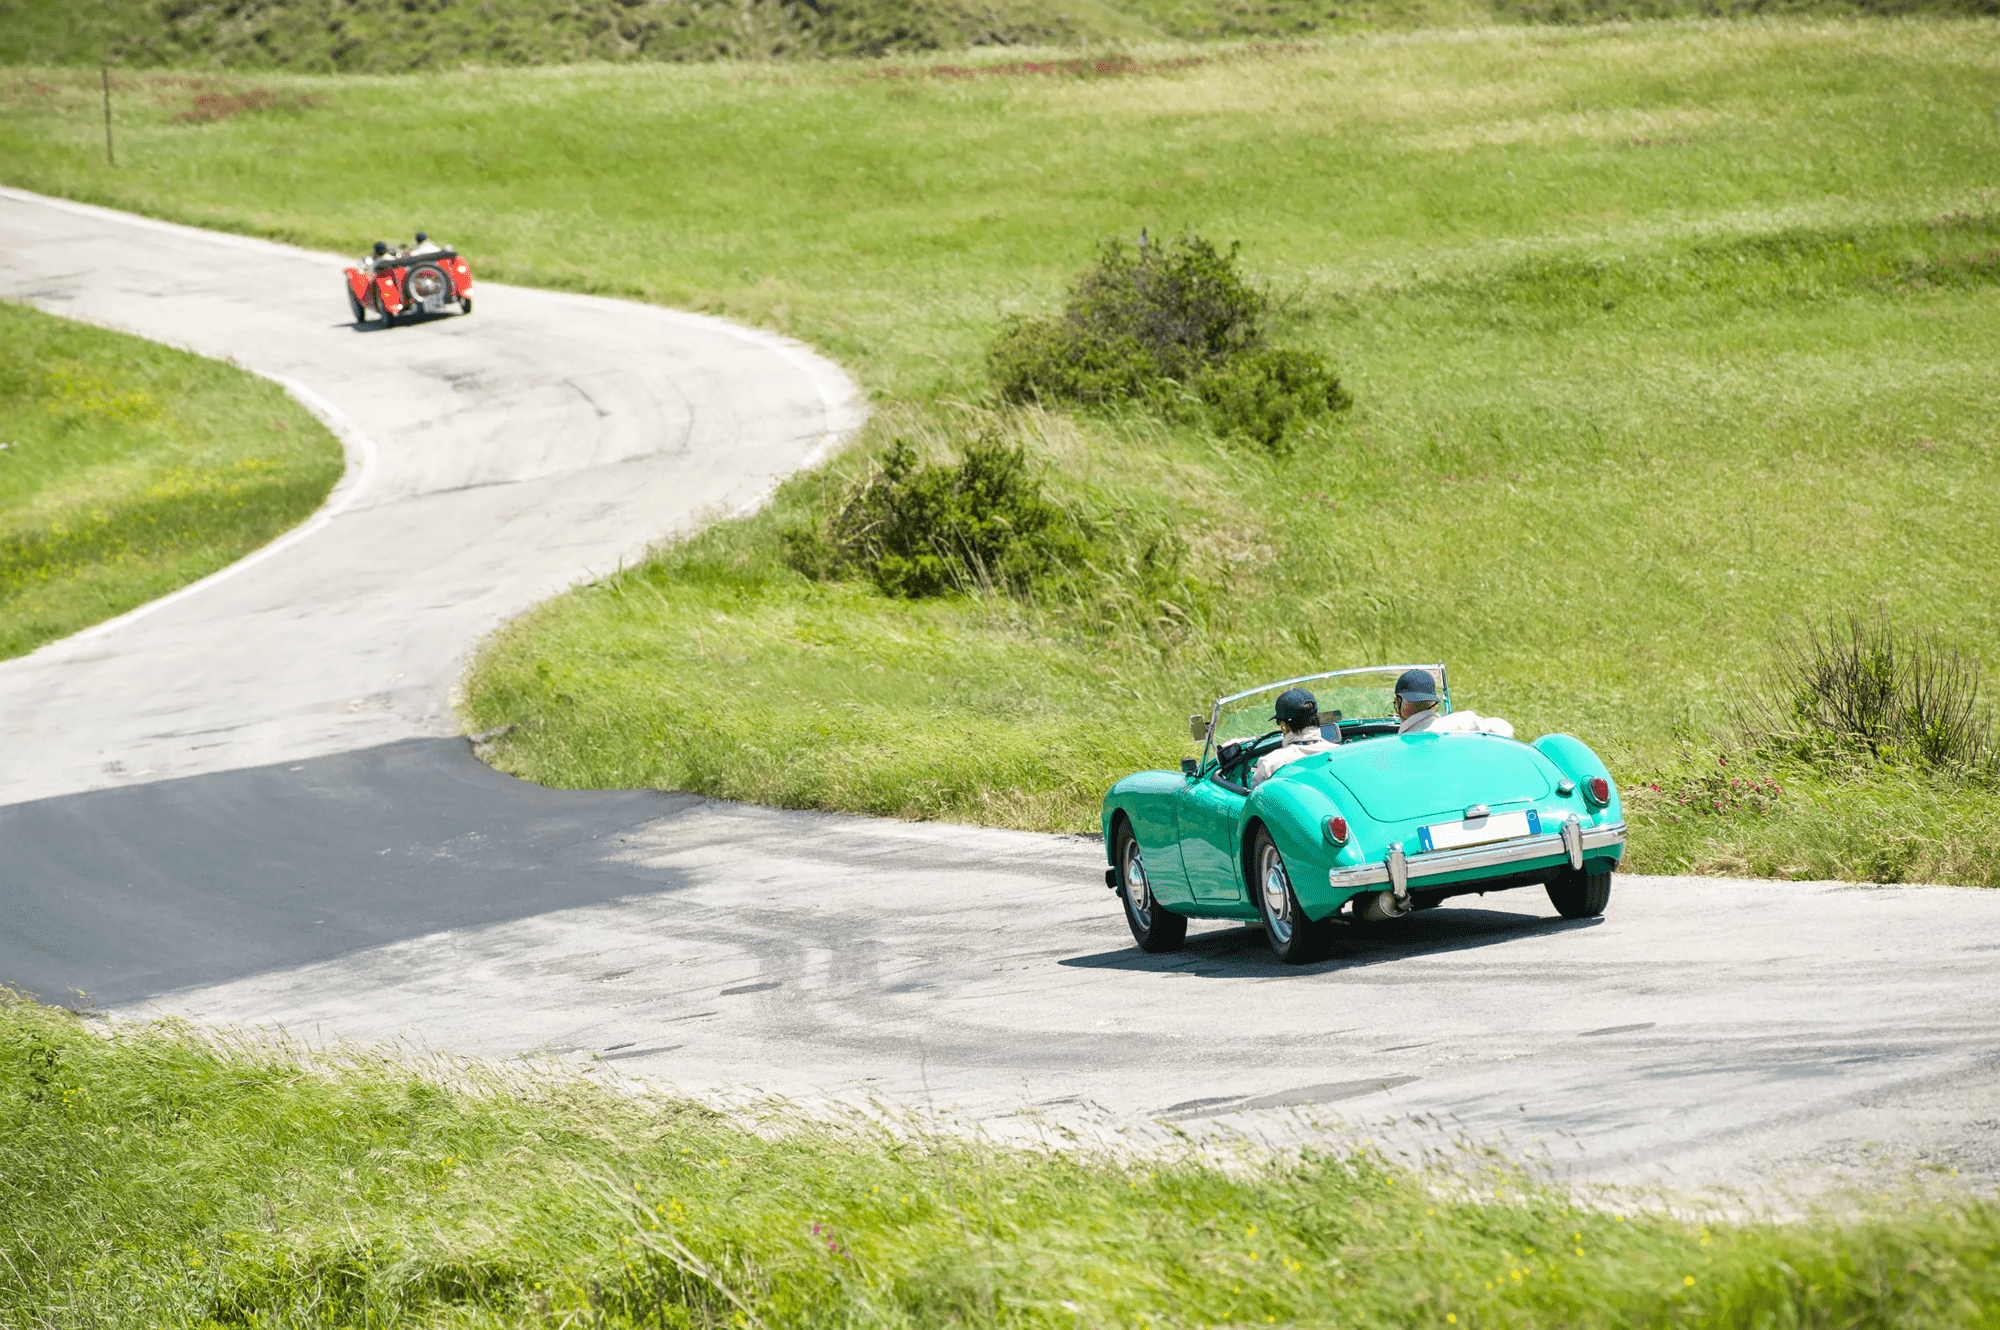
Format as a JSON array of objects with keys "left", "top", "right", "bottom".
[
  {"left": 1324, "top": 815, "right": 1349, "bottom": 845},
  {"left": 1584, "top": 776, "right": 1611, "bottom": 806}
]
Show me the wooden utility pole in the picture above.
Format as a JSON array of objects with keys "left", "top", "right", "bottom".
[{"left": 101, "top": 64, "right": 115, "bottom": 167}]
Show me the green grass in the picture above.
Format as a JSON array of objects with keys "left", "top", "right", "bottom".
[
  {"left": 0, "top": 301, "right": 344, "bottom": 659},
  {"left": 8, "top": 0, "right": 1991, "bottom": 71},
  {"left": 6, "top": 993, "right": 1998, "bottom": 1327},
  {"left": 4, "top": 21, "right": 1999, "bottom": 880}
]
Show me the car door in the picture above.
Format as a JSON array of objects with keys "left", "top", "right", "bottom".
[{"left": 1179, "top": 771, "right": 1248, "bottom": 903}]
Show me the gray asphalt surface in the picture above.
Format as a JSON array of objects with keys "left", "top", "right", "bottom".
[
  {"left": 0, "top": 186, "right": 862, "bottom": 805},
  {"left": 4, "top": 189, "right": 1997, "bottom": 1203}
]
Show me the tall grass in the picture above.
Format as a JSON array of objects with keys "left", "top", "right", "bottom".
[
  {"left": 10, "top": 0, "right": 1992, "bottom": 71},
  {"left": 0, "top": 301, "right": 344, "bottom": 659},
  {"left": 6, "top": 992, "right": 1997, "bottom": 1326}
]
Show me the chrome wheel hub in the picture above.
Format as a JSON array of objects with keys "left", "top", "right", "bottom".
[
  {"left": 1124, "top": 844, "right": 1152, "bottom": 927},
  {"left": 1261, "top": 852, "right": 1294, "bottom": 946}
]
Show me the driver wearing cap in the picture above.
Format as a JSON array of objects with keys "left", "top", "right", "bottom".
[
  {"left": 1250, "top": 687, "right": 1339, "bottom": 787},
  {"left": 1395, "top": 668, "right": 1444, "bottom": 733}
]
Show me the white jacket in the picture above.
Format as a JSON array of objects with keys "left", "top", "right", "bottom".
[
  {"left": 1399, "top": 708, "right": 1514, "bottom": 738},
  {"left": 1250, "top": 726, "right": 1338, "bottom": 786}
]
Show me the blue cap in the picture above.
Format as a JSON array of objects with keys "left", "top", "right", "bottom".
[
  {"left": 1271, "top": 688, "right": 1319, "bottom": 726},
  {"left": 1394, "top": 669, "right": 1438, "bottom": 704}
]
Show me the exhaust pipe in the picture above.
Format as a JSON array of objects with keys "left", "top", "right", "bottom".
[
  {"left": 1355, "top": 842, "right": 1412, "bottom": 921},
  {"left": 1356, "top": 888, "right": 1411, "bottom": 922}
]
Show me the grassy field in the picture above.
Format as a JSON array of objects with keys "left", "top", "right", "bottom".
[
  {"left": 0, "top": 300, "right": 344, "bottom": 659},
  {"left": 6, "top": 992, "right": 1998, "bottom": 1327},
  {"left": 8, "top": 0, "right": 1988, "bottom": 71},
  {"left": 3, "top": 21, "right": 1999, "bottom": 882}
]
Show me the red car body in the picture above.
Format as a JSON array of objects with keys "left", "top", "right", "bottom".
[{"left": 344, "top": 248, "right": 474, "bottom": 325}]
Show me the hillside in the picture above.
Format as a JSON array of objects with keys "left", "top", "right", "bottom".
[
  {"left": 4, "top": 21, "right": 1998, "bottom": 884},
  {"left": 4, "top": 0, "right": 1992, "bottom": 68}
]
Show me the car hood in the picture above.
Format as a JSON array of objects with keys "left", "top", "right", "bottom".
[{"left": 1318, "top": 734, "right": 1555, "bottom": 824}]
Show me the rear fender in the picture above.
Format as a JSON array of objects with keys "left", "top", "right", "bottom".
[
  {"left": 1532, "top": 733, "right": 1624, "bottom": 864},
  {"left": 1245, "top": 779, "right": 1354, "bottom": 922},
  {"left": 376, "top": 274, "right": 404, "bottom": 313},
  {"left": 342, "top": 267, "right": 369, "bottom": 300},
  {"left": 447, "top": 257, "right": 473, "bottom": 296}
]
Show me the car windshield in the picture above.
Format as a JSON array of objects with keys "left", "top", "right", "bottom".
[{"left": 1206, "top": 665, "right": 1449, "bottom": 751}]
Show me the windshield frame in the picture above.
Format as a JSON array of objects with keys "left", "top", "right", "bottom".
[{"left": 1201, "top": 663, "right": 1449, "bottom": 768}]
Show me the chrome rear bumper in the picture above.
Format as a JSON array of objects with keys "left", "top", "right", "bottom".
[{"left": 1328, "top": 820, "right": 1626, "bottom": 890}]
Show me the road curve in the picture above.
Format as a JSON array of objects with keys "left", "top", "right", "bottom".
[
  {"left": 3, "top": 191, "right": 1997, "bottom": 1203},
  {"left": 0, "top": 185, "right": 863, "bottom": 805}
]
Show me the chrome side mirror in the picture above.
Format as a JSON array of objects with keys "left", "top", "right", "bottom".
[{"left": 1189, "top": 713, "right": 1208, "bottom": 742}]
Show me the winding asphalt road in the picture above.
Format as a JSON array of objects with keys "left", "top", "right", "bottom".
[{"left": 4, "top": 187, "right": 1997, "bottom": 1202}]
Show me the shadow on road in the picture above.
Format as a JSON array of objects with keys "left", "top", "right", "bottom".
[
  {"left": 1060, "top": 906, "right": 1601, "bottom": 977},
  {"left": 1, "top": 738, "right": 683, "bottom": 1009},
  {"left": 344, "top": 308, "right": 464, "bottom": 333}
]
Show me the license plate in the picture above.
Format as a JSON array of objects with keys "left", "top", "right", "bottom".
[{"left": 1417, "top": 808, "right": 1541, "bottom": 853}]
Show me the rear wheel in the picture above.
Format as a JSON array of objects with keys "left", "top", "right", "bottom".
[
  {"left": 1116, "top": 820, "right": 1186, "bottom": 954},
  {"left": 1252, "top": 827, "right": 1336, "bottom": 964},
  {"left": 346, "top": 288, "right": 366, "bottom": 324},
  {"left": 459, "top": 294, "right": 473, "bottom": 316},
  {"left": 1547, "top": 869, "right": 1611, "bottom": 919}
]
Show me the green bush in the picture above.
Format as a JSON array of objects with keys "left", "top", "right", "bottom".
[
  {"left": 783, "top": 436, "right": 1093, "bottom": 598},
  {"left": 1742, "top": 612, "right": 1996, "bottom": 777},
  {"left": 1193, "top": 346, "right": 1354, "bottom": 449},
  {"left": 990, "top": 233, "right": 1350, "bottom": 449}
]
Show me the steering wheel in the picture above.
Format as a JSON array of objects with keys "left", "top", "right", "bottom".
[{"left": 1215, "top": 730, "right": 1282, "bottom": 782}]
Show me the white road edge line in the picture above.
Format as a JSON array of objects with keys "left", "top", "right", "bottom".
[
  {"left": 40, "top": 378, "right": 380, "bottom": 653},
  {"left": 2, "top": 183, "right": 868, "bottom": 646}
]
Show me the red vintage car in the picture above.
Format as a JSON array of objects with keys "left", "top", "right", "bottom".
[{"left": 344, "top": 241, "right": 473, "bottom": 326}]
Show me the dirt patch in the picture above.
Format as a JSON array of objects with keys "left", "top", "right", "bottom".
[
  {"left": 171, "top": 84, "right": 322, "bottom": 124},
  {"left": 869, "top": 52, "right": 1212, "bottom": 80}
]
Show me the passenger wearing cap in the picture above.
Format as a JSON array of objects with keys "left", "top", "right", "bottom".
[
  {"left": 1250, "top": 687, "right": 1339, "bottom": 787},
  {"left": 408, "top": 230, "right": 442, "bottom": 255},
  {"left": 1394, "top": 668, "right": 1514, "bottom": 737}
]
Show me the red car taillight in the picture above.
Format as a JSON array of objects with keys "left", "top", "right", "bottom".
[
  {"left": 1583, "top": 776, "right": 1611, "bottom": 806},
  {"left": 1324, "top": 815, "right": 1349, "bottom": 845}
]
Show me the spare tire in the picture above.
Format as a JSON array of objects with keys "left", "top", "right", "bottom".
[{"left": 406, "top": 263, "right": 449, "bottom": 307}]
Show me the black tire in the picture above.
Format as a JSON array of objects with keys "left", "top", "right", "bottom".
[
  {"left": 1547, "top": 869, "right": 1611, "bottom": 920},
  {"left": 1251, "top": 826, "right": 1336, "bottom": 964},
  {"left": 1115, "top": 820, "right": 1187, "bottom": 954},
  {"left": 459, "top": 294, "right": 473, "bottom": 316},
  {"left": 347, "top": 288, "right": 367, "bottom": 325}
]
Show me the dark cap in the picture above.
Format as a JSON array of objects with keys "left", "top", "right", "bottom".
[
  {"left": 373, "top": 240, "right": 389, "bottom": 254},
  {"left": 1271, "top": 687, "right": 1319, "bottom": 727},
  {"left": 415, "top": 231, "right": 428, "bottom": 242},
  {"left": 1394, "top": 669, "right": 1438, "bottom": 704}
]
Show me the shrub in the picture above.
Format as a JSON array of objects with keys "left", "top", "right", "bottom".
[
  {"left": 783, "top": 436, "right": 1092, "bottom": 599},
  {"left": 1193, "top": 347, "right": 1354, "bottom": 450},
  {"left": 1741, "top": 612, "right": 1995, "bottom": 775},
  {"left": 990, "top": 232, "right": 1350, "bottom": 449}
]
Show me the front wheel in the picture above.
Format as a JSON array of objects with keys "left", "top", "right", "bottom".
[
  {"left": 1115, "top": 821, "right": 1186, "bottom": 954},
  {"left": 1546, "top": 869, "right": 1611, "bottom": 919},
  {"left": 1252, "top": 827, "right": 1336, "bottom": 964}
]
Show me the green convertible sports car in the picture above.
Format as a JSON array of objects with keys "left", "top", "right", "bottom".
[{"left": 1100, "top": 665, "right": 1627, "bottom": 963}]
